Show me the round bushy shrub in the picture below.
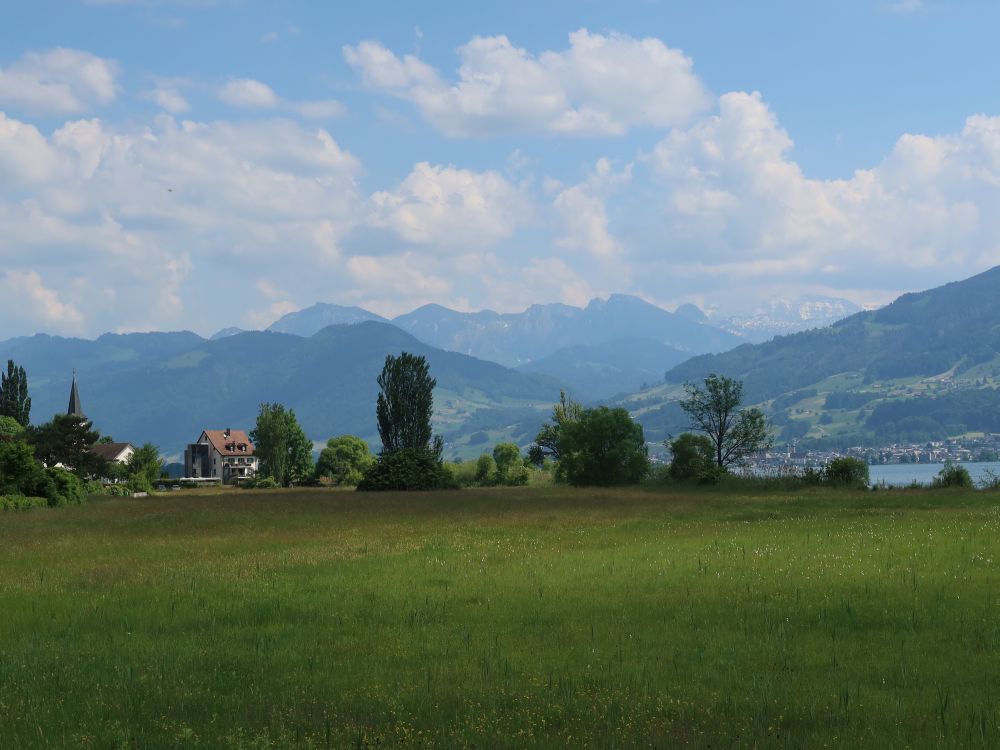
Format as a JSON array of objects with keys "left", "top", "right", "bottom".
[
  {"left": 243, "top": 476, "right": 280, "bottom": 490},
  {"left": 697, "top": 463, "right": 729, "bottom": 485},
  {"left": 128, "top": 474, "right": 152, "bottom": 493},
  {"left": 85, "top": 480, "right": 109, "bottom": 495},
  {"left": 0, "top": 495, "right": 48, "bottom": 511},
  {"left": 932, "top": 462, "right": 973, "bottom": 488},
  {"left": 666, "top": 433, "right": 716, "bottom": 482},
  {"left": 823, "top": 457, "right": 870, "bottom": 489},
  {"left": 504, "top": 463, "right": 530, "bottom": 486},
  {"left": 357, "top": 448, "right": 456, "bottom": 491},
  {"left": 492, "top": 443, "right": 530, "bottom": 486},
  {"left": 474, "top": 453, "right": 496, "bottom": 486},
  {"left": 45, "top": 467, "right": 87, "bottom": 506}
]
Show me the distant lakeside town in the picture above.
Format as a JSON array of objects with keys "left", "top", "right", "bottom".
[{"left": 755, "top": 434, "right": 1000, "bottom": 471}]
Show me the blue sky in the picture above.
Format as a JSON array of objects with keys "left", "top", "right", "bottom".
[{"left": 2, "top": 0, "right": 1000, "bottom": 337}]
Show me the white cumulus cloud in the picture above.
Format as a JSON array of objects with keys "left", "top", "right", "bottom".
[
  {"left": 0, "top": 48, "right": 119, "bottom": 115},
  {"left": 0, "top": 112, "right": 364, "bottom": 336},
  {"left": 344, "top": 29, "right": 711, "bottom": 137},
  {"left": 552, "top": 157, "right": 632, "bottom": 260},
  {"left": 369, "top": 162, "right": 529, "bottom": 248},
  {"left": 0, "top": 113, "right": 63, "bottom": 184},
  {"left": 0, "top": 270, "right": 84, "bottom": 332},
  {"left": 218, "top": 78, "right": 280, "bottom": 109},
  {"left": 292, "top": 99, "right": 347, "bottom": 119},
  {"left": 641, "top": 90, "right": 1000, "bottom": 307},
  {"left": 218, "top": 77, "right": 345, "bottom": 120},
  {"left": 145, "top": 86, "right": 190, "bottom": 114}
]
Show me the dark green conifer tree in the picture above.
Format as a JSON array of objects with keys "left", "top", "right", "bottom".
[{"left": 0, "top": 359, "right": 31, "bottom": 427}]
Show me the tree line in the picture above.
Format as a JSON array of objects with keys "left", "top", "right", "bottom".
[
  {"left": 3, "top": 350, "right": 778, "bottom": 501},
  {"left": 308, "top": 357, "right": 770, "bottom": 490}
]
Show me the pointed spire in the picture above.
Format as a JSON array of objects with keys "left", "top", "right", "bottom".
[{"left": 67, "top": 369, "right": 84, "bottom": 417}]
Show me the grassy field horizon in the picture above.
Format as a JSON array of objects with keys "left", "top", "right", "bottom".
[{"left": 3, "top": 485, "right": 1000, "bottom": 748}]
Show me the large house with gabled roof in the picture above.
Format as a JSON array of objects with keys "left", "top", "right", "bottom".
[{"left": 183, "top": 428, "right": 258, "bottom": 483}]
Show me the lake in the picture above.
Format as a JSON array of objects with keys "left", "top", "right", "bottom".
[{"left": 868, "top": 461, "right": 1000, "bottom": 487}]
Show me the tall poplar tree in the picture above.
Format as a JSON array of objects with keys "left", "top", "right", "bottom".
[
  {"left": 358, "top": 352, "right": 451, "bottom": 491},
  {"left": 0, "top": 359, "right": 31, "bottom": 427},
  {"left": 375, "top": 352, "right": 436, "bottom": 454}
]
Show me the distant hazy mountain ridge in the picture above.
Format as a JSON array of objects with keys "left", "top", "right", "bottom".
[
  {"left": 393, "top": 295, "right": 741, "bottom": 368},
  {"left": 517, "top": 338, "right": 691, "bottom": 400},
  {"left": 627, "top": 266, "right": 1000, "bottom": 445},
  {"left": 267, "top": 303, "right": 389, "bottom": 335},
  {"left": 0, "top": 323, "right": 561, "bottom": 459},
  {"left": 718, "top": 295, "right": 863, "bottom": 342},
  {"left": 268, "top": 294, "right": 743, "bottom": 398}
]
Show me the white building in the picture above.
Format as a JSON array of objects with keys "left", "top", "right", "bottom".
[
  {"left": 90, "top": 442, "right": 135, "bottom": 465},
  {"left": 183, "top": 429, "right": 258, "bottom": 483}
]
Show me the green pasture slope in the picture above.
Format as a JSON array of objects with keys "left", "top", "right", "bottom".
[{"left": 2, "top": 487, "right": 1000, "bottom": 748}]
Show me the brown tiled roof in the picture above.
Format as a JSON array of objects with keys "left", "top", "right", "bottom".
[
  {"left": 90, "top": 442, "right": 134, "bottom": 461},
  {"left": 201, "top": 430, "right": 256, "bottom": 457}
]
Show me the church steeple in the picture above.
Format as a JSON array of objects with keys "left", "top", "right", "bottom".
[{"left": 67, "top": 370, "right": 84, "bottom": 417}]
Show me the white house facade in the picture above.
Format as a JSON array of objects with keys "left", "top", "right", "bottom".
[{"left": 183, "top": 429, "right": 258, "bottom": 483}]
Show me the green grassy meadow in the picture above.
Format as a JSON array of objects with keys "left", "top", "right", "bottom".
[{"left": 3, "top": 486, "right": 1000, "bottom": 748}]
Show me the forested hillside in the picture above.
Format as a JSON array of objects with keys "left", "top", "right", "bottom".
[
  {"left": 625, "top": 266, "right": 1000, "bottom": 445},
  {"left": 0, "top": 323, "right": 562, "bottom": 458},
  {"left": 666, "top": 265, "right": 1000, "bottom": 402}
]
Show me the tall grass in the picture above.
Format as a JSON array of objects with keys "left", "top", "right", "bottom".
[{"left": 1, "top": 485, "right": 999, "bottom": 747}]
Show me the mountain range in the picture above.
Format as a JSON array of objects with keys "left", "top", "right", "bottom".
[
  {"left": 267, "top": 304, "right": 388, "bottom": 335},
  {"left": 6, "top": 269, "right": 995, "bottom": 460},
  {"left": 0, "top": 323, "right": 561, "bottom": 460},
  {"left": 260, "top": 294, "right": 742, "bottom": 399},
  {"left": 245, "top": 294, "right": 867, "bottom": 398},
  {"left": 622, "top": 266, "right": 1000, "bottom": 446}
]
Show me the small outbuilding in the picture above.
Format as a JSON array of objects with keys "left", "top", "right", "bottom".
[{"left": 90, "top": 442, "right": 135, "bottom": 465}]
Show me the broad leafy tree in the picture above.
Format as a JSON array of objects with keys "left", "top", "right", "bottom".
[
  {"left": 530, "top": 391, "right": 583, "bottom": 464},
  {"left": 1, "top": 421, "right": 90, "bottom": 506},
  {"left": 556, "top": 406, "right": 649, "bottom": 486},
  {"left": 0, "top": 415, "right": 24, "bottom": 439},
  {"left": 678, "top": 374, "right": 771, "bottom": 468},
  {"left": 492, "top": 442, "right": 529, "bottom": 486},
  {"left": 316, "top": 435, "right": 374, "bottom": 486},
  {"left": 125, "top": 443, "right": 165, "bottom": 491},
  {"left": 27, "top": 414, "right": 106, "bottom": 478},
  {"left": 250, "top": 403, "right": 314, "bottom": 486},
  {"left": 0, "top": 359, "right": 31, "bottom": 427},
  {"left": 0, "top": 439, "right": 44, "bottom": 495}
]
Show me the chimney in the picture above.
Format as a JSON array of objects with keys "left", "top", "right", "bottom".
[{"left": 224, "top": 428, "right": 231, "bottom": 438}]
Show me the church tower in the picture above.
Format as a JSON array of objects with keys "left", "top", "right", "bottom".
[{"left": 67, "top": 370, "right": 84, "bottom": 417}]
